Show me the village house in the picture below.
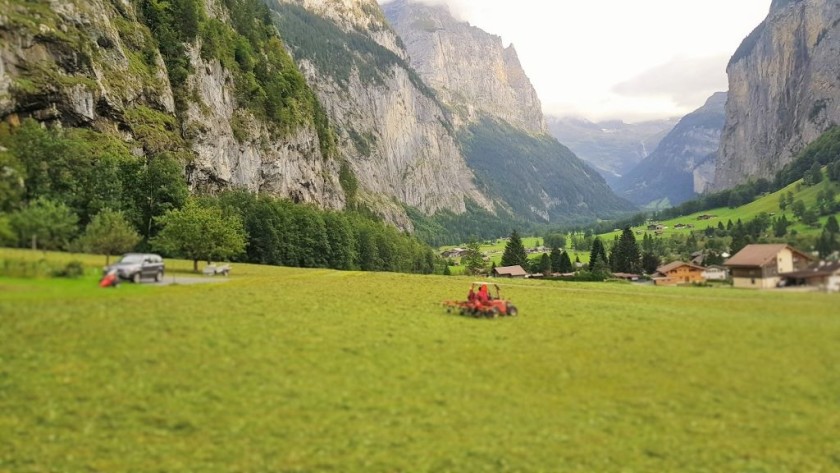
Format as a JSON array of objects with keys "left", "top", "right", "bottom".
[
  {"left": 702, "top": 265, "right": 729, "bottom": 281},
  {"left": 779, "top": 261, "right": 840, "bottom": 292},
  {"left": 441, "top": 248, "right": 468, "bottom": 259},
  {"left": 724, "top": 244, "right": 812, "bottom": 289},
  {"left": 652, "top": 261, "right": 706, "bottom": 286},
  {"left": 493, "top": 265, "right": 527, "bottom": 278}
]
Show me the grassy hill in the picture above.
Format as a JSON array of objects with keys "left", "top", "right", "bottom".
[
  {"left": 599, "top": 176, "right": 840, "bottom": 242},
  {"left": 2, "top": 248, "right": 839, "bottom": 471}
]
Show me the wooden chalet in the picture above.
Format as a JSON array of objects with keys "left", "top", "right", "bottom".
[
  {"left": 652, "top": 261, "right": 705, "bottom": 286},
  {"left": 724, "top": 244, "right": 812, "bottom": 289}
]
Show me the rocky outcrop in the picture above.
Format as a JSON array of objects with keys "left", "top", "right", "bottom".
[
  {"left": 0, "top": 0, "right": 345, "bottom": 208},
  {"left": 0, "top": 0, "right": 174, "bottom": 128},
  {"left": 715, "top": 0, "right": 840, "bottom": 189},
  {"left": 616, "top": 92, "right": 726, "bottom": 207},
  {"left": 383, "top": 0, "right": 546, "bottom": 134},
  {"left": 271, "top": 0, "right": 492, "bottom": 223}
]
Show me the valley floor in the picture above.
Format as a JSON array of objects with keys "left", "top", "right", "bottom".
[{"left": 1, "top": 249, "right": 839, "bottom": 471}]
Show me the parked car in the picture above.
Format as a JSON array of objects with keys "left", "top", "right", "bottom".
[{"left": 105, "top": 253, "right": 165, "bottom": 283}]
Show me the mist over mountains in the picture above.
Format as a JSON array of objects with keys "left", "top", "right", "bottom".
[{"left": 545, "top": 117, "right": 678, "bottom": 187}]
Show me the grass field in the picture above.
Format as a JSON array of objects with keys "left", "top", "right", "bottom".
[{"left": 2, "top": 248, "right": 840, "bottom": 471}]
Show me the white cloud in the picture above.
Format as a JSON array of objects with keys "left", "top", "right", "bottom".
[{"left": 380, "top": 0, "right": 771, "bottom": 121}]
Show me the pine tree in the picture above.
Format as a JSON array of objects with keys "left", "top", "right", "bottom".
[
  {"left": 642, "top": 252, "right": 660, "bottom": 274},
  {"left": 826, "top": 215, "right": 840, "bottom": 235},
  {"left": 558, "top": 251, "right": 573, "bottom": 273},
  {"left": 774, "top": 215, "right": 790, "bottom": 238},
  {"left": 463, "top": 240, "right": 486, "bottom": 275},
  {"left": 549, "top": 247, "right": 563, "bottom": 272},
  {"left": 611, "top": 227, "right": 641, "bottom": 273},
  {"left": 538, "top": 253, "right": 551, "bottom": 275},
  {"left": 588, "top": 237, "right": 608, "bottom": 270},
  {"left": 501, "top": 230, "right": 528, "bottom": 268}
]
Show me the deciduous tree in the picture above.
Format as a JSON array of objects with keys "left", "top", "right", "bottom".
[
  {"left": 152, "top": 199, "right": 246, "bottom": 272},
  {"left": 9, "top": 197, "right": 78, "bottom": 250},
  {"left": 77, "top": 209, "right": 141, "bottom": 264}
]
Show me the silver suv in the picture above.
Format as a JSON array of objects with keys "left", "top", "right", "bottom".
[{"left": 105, "top": 253, "right": 165, "bottom": 283}]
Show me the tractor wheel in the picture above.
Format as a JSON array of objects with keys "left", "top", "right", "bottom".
[
  {"left": 507, "top": 304, "right": 518, "bottom": 316},
  {"left": 490, "top": 307, "right": 500, "bottom": 319}
]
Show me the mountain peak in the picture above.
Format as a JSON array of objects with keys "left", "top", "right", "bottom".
[{"left": 384, "top": 0, "right": 546, "bottom": 134}]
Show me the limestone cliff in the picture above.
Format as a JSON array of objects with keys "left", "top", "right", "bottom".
[
  {"left": 715, "top": 0, "right": 840, "bottom": 189},
  {"left": 382, "top": 0, "right": 546, "bottom": 134},
  {"left": 380, "top": 0, "right": 633, "bottom": 221},
  {"left": 0, "top": 0, "right": 344, "bottom": 208},
  {"left": 271, "top": 0, "right": 492, "bottom": 224}
]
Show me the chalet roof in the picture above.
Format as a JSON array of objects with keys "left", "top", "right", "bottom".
[
  {"left": 781, "top": 261, "right": 840, "bottom": 279},
  {"left": 724, "top": 244, "right": 812, "bottom": 268},
  {"left": 494, "top": 265, "right": 527, "bottom": 277},
  {"left": 656, "top": 261, "right": 705, "bottom": 274}
]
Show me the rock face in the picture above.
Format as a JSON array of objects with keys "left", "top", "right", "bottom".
[
  {"left": 546, "top": 116, "right": 678, "bottom": 186},
  {"left": 616, "top": 92, "right": 726, "bottom": 207},
  {"left": 715, "top": 0, "right": 840, "bottom": 190},
  {"left": 383, "top": 0, "right": 545, "bottom": 134},
  {"left": 0, "top": 0, "right": 344, "bottom": 208},
  {"left": 271, "top": 0, "right": 491, "bottom": 225},
  {"left": 382, "top": 0, "right": 634, "bottom": 221}
]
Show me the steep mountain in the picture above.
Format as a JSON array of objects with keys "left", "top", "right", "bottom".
[
  {"left": 269, "top": 0, "right": 491, "bottom": 227},
  {"left": 0, "top": 0, "right": 345, "bottom": 207},
  {"left": 382, "top": 0, "right": 545, "bottom": 133},
  {"left": 461, "top": 118, "right": 632, "bottom": 224},
  {"left": 545, "top": 116, "right": 678, "bottom": 186},
  {"left": 382, "top": 0, "right": 635, "bottom": 222},
  {"left": 615, "top": 92, "right": 726, "bottom": 207},
  {"left": 715, "top": 0, "right": 840, "bottom": 190}
]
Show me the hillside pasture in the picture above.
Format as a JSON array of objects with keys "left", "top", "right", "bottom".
[
  {"left": 600, "top": 178, "right": 840, "bottom": 242},
  {"left": 1, "top": 249, "right": 839, "bottom": 471}
]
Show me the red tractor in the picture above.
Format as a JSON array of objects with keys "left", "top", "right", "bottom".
[{"left": 443, "top": 283, "right": 518, "bottom": 318}]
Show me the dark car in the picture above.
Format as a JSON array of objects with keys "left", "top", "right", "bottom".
[{"left": 105, "top": 253, "right": 165, "bottom": 283}]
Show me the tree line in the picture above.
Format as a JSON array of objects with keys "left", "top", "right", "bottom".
[{"left": 0, "top": 119, "right": 440, "bottom": 275}]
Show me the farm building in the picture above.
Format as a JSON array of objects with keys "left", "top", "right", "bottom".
[
  {"left": 612, "top": 272, "right": 641, "bottom": 281},
  {"left": 441, "top": 248, "right": 468, "bottom": 259},
  {"left": 702, "top": 265, "right": 729, "bottom": 281},
  {"left": 493, "top": 265, "right": 527, "bottom": 278},
  {"left": 652, "top": 261, "right": 706, "bottom": 286},
  {"left": 780, "top": 261, "right": 840, "bottom": 292},
  {"left": 724, "top": 244, "right": 812, "bottom": 289}
]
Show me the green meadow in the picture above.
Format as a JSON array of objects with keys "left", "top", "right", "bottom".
[
  {"left": 601, "top": 178, "right": 840, "bottom": 241},
  {"left": 1, "top": 249, "right": 839, "bottom": 472}
]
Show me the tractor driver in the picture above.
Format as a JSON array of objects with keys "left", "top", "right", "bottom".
[{"left": 477, "top": 284, "right": 489, "bottom": 304}]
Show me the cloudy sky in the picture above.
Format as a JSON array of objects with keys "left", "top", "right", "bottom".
[{"left": 379, "top": 0, "right": 772, "bottom": 122}]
